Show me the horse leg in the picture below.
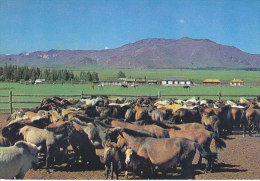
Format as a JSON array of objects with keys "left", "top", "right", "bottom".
[
  {"left": 243, "top": 125, "right": 247, "bottom": 137},
  {"left": 46, "top": 146, "right": 53, "bottom": 174},
  {"left": 105, "top": 165, "right": 109, "bottom": 180},
  {"left": 197, "top": 154, "right": 202, "bottom": 167},
  {"left": 115, "top": 165, "right": 119, "bottom": 180},
  {"left": 15, "top": 173, "right": 25, "bottom": 179},
  {"left": 181, "top": 161, "right": 194, "bottom": 179},
  {"left": 111, "top": 162, "right": 114, "bottom": 180}
]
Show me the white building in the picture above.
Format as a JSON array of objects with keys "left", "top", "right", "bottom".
[{"left": 161, "top": 77, "right": 193, "bottom": 86}]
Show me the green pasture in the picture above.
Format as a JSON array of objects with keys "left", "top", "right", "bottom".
[
  {"left": 72, "top": 69, "right": 260, "bottom": 83},
  {"left": 0, "top": 82, "right": 259, "bottom": 112}
]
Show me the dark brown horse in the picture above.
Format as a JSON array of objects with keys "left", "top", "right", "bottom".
[
  {"left": 117, "top": 130, "right": 217, "bottom": 179},
  {"left": 167, "top": 128, "right": 225, "bottom": 170}
]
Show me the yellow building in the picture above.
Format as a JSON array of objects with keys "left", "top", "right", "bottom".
[{"left": 203, "top": 79, "right": 221, "bottom": 86}]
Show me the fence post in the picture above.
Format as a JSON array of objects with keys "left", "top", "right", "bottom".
[
  {"left": 9, "top": 91, "right": 13, "bottom": 114},
  {"left": 218, "top": 91, "right": 221, "bottom": 100},
  {"left": 158, "top": 90, "right": 161, "bottom": 99},
  {"left": 81, "top": 91, "right": 84, "bottom": 99}
]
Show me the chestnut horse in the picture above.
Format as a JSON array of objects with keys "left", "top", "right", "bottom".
[{"left": 117, "top": 130, "right": 217, "bottom": 179}]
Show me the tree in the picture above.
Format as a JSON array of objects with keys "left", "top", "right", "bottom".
[
  {"left": 86, "top": 72, "right": 93, "bottom": 81},
  {"left": 92, "top": 72, "right": 99, "bottom": 81},
  {"left": 117, "top": 71, "right": 126, "bottom": 78}
]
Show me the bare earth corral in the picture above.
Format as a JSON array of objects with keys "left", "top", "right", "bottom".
[{"left": 0, "top": 113, "right": 259, "bottom": 180}]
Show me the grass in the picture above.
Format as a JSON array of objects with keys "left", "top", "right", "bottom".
[
  {"left": 72, "top": 69, "right": 260, "bottom": 83},
  {"left": 0, "top": 69, "right": 259, "bottom": 112},
  {"left": 0, "top": 81, "right": 259, "bottom": 112}
]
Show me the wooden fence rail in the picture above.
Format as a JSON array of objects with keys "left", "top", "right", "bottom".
[{"left": 0, "top": 91, "right": 259, "bottom": 114}]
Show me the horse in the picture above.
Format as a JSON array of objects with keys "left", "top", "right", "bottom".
[
  {"left": 45, "top": 122, "right": 74, "bottom": 173},
  {"left": 172, "top": 107, "right": 202, "bottom": 124},
  {"left": 241, "top": 107, "right": 260, "bottom": 137},
  {"left": 0, "top": 141, "right": 41, "bottom": 179},
  {"left": 167, "top": 128, "right": 226, "bottom": 170},
  {"left": 201, "top": 112, "right": 221, "bottom": 137},
  {"left": 121, "top": 84, "right": 128, "bottom": 88},
  {"left": 125, "top": 148, "right": 153, "bottom": 179},
  {"left": 183, "top": 85, "right": 191, "bottom": 90},
  {"left": 101, "top": 142, "right": 122, "bottom": 180},
  {"left": 117, "top": 129, "right": 217, "bottom": 179},
  {"left": 111, "top": 120, "right": 169, "bottom": 138}
]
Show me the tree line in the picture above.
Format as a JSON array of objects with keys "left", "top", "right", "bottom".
[{"left": 0, "top": 64, "right": 99, "bottom": 82}]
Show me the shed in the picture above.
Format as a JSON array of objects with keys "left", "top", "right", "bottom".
[
  {"left": 230, "top": 79, "right": 244, "bottom": 86},
  {"left": 161, "top": 77, "right": 193, "bottom": 86},
  {"left": 34, "top": 79, "right": 45, "bottom": 84},
  {"left": 203, "top": 79, "right": 221, "bottom": 86}
]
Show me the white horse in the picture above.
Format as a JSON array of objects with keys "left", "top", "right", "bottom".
[{"left": 0, "top": 141, "right": 41, "bottom": 179}]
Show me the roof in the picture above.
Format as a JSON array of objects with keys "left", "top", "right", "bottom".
[
  {"left": 230, "top": 79, "right": 244, "bottom": 83},
  {"left": 203, "top": 79, "right": 221, "bottom": 83},
  {"left": 163, "top": 77, "right": 191, "bottom": 81}
]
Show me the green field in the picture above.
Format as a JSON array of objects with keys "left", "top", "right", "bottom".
[
  {"left": 72, "top": 69, "right": 260, "bottom": 83},
  {"left": 0, "top": 69, "right": 259, "bottom": 112},
  {"left": 0, "top": 81, "right": 259, "bottom": 112}
]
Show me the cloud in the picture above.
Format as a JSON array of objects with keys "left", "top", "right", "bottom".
[
  {"left": 104, "top": 46, "right": 109, "bottom": 50},
  {"left": 178, "top": 19, "right": 185, "bottom": 24}
]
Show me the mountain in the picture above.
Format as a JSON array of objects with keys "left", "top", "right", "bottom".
[{"left": 0, "top": 37, "right": 259, "bottom": 68}]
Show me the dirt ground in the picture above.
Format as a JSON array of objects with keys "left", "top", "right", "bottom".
[{"left": 0, "top": 113, "right": 259, "bottom": 180}]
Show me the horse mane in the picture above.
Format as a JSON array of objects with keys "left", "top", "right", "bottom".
[{"left": 122, "top": 128, "right": 155, "bottom": 138}]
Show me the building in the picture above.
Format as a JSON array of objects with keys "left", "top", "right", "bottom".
[
  {"left": 100, "top": 78, "right": 123, "bottom": 86},
  {"left": 203, "top": 79, "right": 221, "bottom": 86},
  {"left": 230, "top": 79, "right": 244, "bottom": 86},
  {"left": 34, "top": 79, "right": 45, "bottom": 84},
  {"left": 161, "top": 77, "right": 193, "bottom": 86}
]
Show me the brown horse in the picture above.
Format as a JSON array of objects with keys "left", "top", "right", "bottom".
[
  {"left": 172, "top": 122, "right": 205, "bottom": 130},
  {"left": 241, "top": 107, "right": 260, "bottom": 137},
  {"left": 134, "top": 104, "right": 149, "bottom": 121},
  {"left": 101, "top": 142, "right": 122, "bottom": 180},
  {"left": 201, "top": 105, "right": 233, "bottom": 134},
  {"left": 167, "top": 128, "right": 226, "bottom": 170},
  {"left": 111, "top": 120, "right": 169, "bottom": 138},
  {"left": 201, "top": 112, "right": 221, "bottom": 137},
  {"left": 117, "top": 130, "right": 217, "bottom": 179}
]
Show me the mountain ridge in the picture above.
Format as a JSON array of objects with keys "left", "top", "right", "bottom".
[{"left": 0, "top": 37, "right": 259, "bottom": 68}]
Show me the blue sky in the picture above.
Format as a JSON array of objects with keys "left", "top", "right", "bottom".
[{"left": 0, "top": 0, "right": 259, "bottom": 54}]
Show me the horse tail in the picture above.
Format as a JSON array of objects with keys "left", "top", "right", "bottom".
[
  {"left": 194, "top": 142, "right": 217, "bottom": 162},
  {"left": 211, "top": 132, "right": 226, "bottom": 150}
]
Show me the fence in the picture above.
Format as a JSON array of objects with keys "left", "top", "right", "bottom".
[{"left": 0, "top": 91, "right": 259, "bottom": 114}]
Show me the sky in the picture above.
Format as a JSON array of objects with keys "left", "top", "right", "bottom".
[{"left": 0, "top": 0, "right": 259, "bottom": 54}]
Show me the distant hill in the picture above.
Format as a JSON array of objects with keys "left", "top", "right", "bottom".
[{"left": 0, "top": 37, "right": 259, "bottom": 69}]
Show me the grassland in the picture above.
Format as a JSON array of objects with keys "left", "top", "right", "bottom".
[
  {"left": 0, "top": 69, "right": 259, "bottom": 112},
  {"left": 0, "top": 82, "right": 259, "bottom": 112},
  {"left": 72, "top": 69, "right": 260, "bottom": 83}
]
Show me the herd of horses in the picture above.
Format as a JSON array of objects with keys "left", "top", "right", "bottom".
[{"left": 0, "top": 95, "right": 259, "bottom": 179}]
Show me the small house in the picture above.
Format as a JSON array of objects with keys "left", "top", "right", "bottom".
[
  {"left": 124, "top": 78, "right": 136, "bottom": 85},
  {"left": 136, "top": 79, "right": 147, "bottom": 85},
  {"left": 230, "top": 79, "right": 244, "bottom": 86},
  {"left": 100, "top": 78, "right": 123, "bottom": 86},
  {"left": 161, "top": 77, "right": 193, "bottom": 86},
  {"left": 147, "top": 80, "right": 158, "bottom": 85},
  {"left": 203, "top": 79, "right": 221, "bottom": 86},
  {"left": 34, "top": 79, "right": 45, "bottom": 84}
]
